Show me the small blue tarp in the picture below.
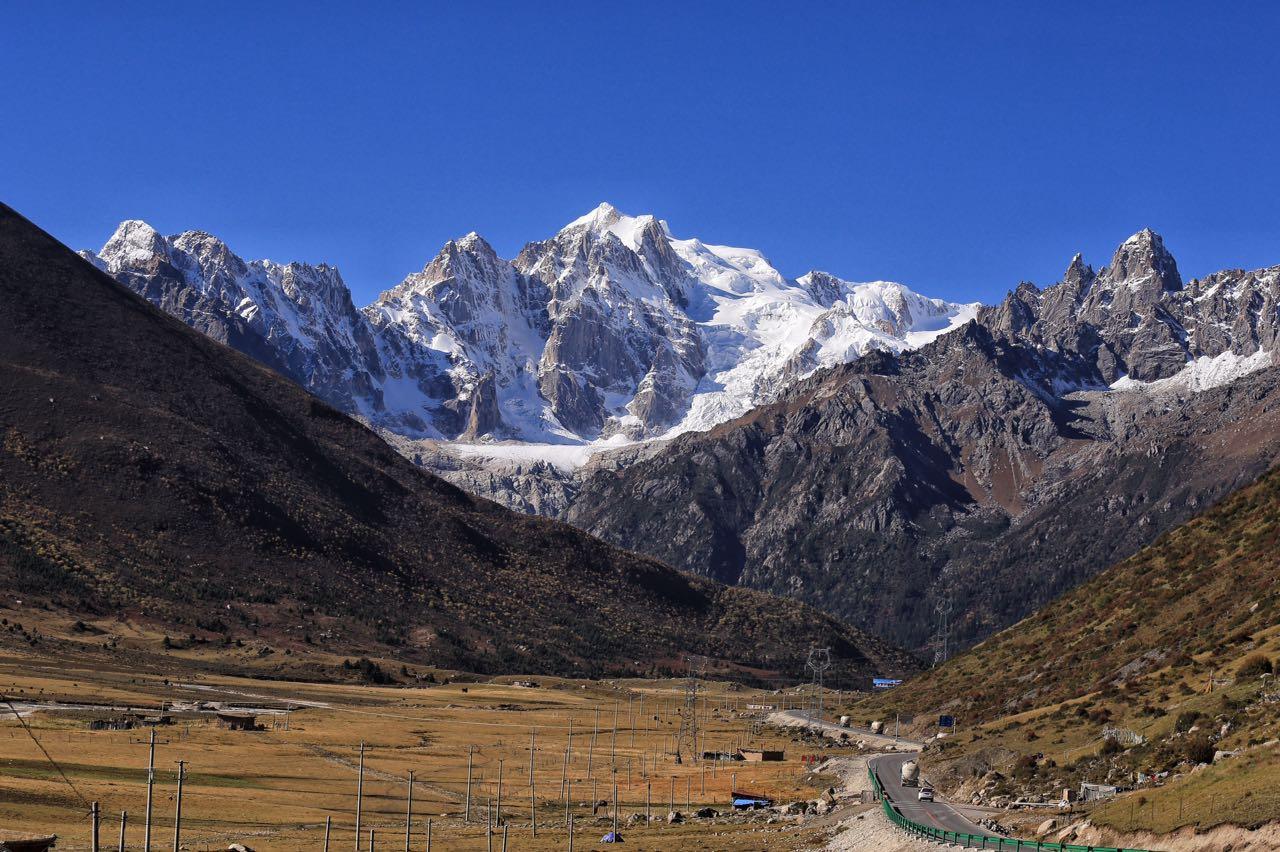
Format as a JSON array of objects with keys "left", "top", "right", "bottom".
[
  {"left": 733, "top": 796, "right": 773, "bottom": 809},
  {"left": 601, "top": 832, "right": 623, "bottom": 843}
]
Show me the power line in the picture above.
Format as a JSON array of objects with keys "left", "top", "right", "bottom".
[{"left": 2, "top": 693, "right": 92, "bottom": 809}]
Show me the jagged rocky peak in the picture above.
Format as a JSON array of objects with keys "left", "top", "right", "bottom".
[
  {"left": 797, "top": 270, "right": 846, "bottom": 306},
  {"left": 398, "top": 231, "right": 512, "bottom": 299},
  {"left": 1100, "top": 228, "right": 1181, "bottom": 294},
  {"left": 91, "top": 219, "right": 169, "bottom": 269},
  {"left": 171, "top": 229, "right": 248, "bottom": 276},
  {"left": 1063, "top": 252, "right": 1095, "bottom": 291}
]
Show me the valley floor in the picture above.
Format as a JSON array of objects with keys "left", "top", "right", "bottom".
[{"left": 0, "top": 642, "right": 866, "bottom": 851}]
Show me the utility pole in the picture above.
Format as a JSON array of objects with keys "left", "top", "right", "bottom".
[
  {"left": 465, "top": 745, "right": 474, "bottom": 823},
  {"left": 496, "top": 758, "right": 504, "bottom": 825},
  {"left": 172, "top": 761, "right": 186, "bottom": 852},
  {"left": 404, "top": 770, "right": 414, "bottom": 852},
  {"left": 610, "top": 702, "right": 619, "bottom": 767},
  {"left": 354, "top": 742, "right": 366, "bottom": 851},
  {"left": 612, "top": 782, "right": 619, "bottom": 837},
  {"left": 560, "top": 744, "right": 570, "bottom": 804},
  {"left": 144, "top": 728, "right": 156, "bottom": 852},
  {"left": 529, "top": 730, "right": 537, "bottom": 837},
  {"left": 587, "top": 707, "right": 598, "bottom": 780}
]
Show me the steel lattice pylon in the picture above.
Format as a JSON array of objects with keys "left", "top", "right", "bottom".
[
  {"left": 674, "top": 654, "right": 708, "bottom": 764},
  {"left": 806, "top": 647, "right": 832, "bottom": 722}
]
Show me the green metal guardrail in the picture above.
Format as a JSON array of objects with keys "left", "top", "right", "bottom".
[{"left": 867, "top": 765, "right": 1160, "bottom": 852}]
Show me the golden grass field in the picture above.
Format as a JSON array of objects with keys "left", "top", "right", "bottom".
[{"left": 0, "top": 625, "right": 844, "bottom": 851}]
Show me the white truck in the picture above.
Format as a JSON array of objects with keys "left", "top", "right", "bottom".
[
  {"left": 838, "top": 715, "right": 851, "bottom": 728},
  {"left": 869, "top": 720, "right": 884, "bottom": 734},
  {"left": 900, "top": 760, "right": 920, "bottom": 787}
]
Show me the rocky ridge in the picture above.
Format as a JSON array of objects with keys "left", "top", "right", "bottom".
[{"left": 566, "top": 231, "right": 1280, "bottom": 650}]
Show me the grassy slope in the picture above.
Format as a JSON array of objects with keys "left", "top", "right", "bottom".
[
  {"left": 0, "top": 202, "right": 914, "bottom": 685},
  {"left": 843, "top": 463, "right": 1280, "bottom": 833}
]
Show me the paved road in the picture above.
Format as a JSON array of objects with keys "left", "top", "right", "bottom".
[
  {"left": 770, "top": 711, "right": 992, "bottom": 836},
  {"left": 870, "top": 751, "right": 990, "bottom": 837}
]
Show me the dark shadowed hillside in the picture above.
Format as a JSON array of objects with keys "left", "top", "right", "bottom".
[
  {"left": 0, "top": 203, "right": 914, "bottom": 684},
  {"left": 569, "top": 322, "right": 1280, "bottom": 653},
  {"left": 844, "top": 464, "right": 1280, "bottom": 837}
]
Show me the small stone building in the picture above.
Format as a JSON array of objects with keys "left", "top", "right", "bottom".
[{"left": 216, "top": 712, "right": 258, "bottom": 731}]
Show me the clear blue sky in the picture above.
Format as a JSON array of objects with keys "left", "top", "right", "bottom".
[{"left": 4, "top": 2, "right": 1279, "bottom": 306}]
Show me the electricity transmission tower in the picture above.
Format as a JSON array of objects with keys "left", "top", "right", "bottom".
[
  {"left": 806, "top": 647, "right": 832, "bottom": 723},
  {"left": 932, "top": 595, "right": 953, "bottom": 667},
  {"left": 674, "top": 654, "right": 708, "bottom": 764}
]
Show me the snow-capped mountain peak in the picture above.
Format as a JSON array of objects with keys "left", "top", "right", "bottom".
[
  {"left": 94, "top": 219, "right": 169, "bottom": 269},
  {"left": 83, "top": 204, "right": 978, "bottom": 461}
]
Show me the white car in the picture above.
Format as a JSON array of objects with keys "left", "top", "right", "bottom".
[{"left": 918, "top": 787, "right": 935, "bottom": 802}]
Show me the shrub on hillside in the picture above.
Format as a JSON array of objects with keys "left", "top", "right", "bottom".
[
  {"left": 1183, "top": 735, "right": 1215, "bottom": 765},
  {"left": 1174, "top": 711, "right": 1203, "bottom": 733},
  {"left": 1237, "top": 653, "right": 1274, "bottom": 679}
]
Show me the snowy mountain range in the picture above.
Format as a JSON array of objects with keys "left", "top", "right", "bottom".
[{"left": 81, "top": 203, "right": 976, "bottom": 458}]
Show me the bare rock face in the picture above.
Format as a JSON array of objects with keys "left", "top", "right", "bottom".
[
  {"left": 460, "top": 373, "right": 503, "bottom": 440},
  {"left": 514, "top": 208, "right": 706, "bottom": 437}
]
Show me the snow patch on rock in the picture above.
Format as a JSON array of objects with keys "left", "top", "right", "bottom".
[{"left": 1111, "top": 348, "right": 1273, "bottom": 394}]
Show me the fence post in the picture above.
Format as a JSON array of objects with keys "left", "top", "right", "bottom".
[
  {"left": 118, "top": 811, "right": 127, "bottom": 852},
  {"left": 324, "top": 816, "right": 331, "bottom": 852},
  {"left": 91, "top": 802, "right": 100, "bottom": 852}
]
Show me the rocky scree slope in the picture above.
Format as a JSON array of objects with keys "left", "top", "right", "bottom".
[
  {"left": 568, "top": 231, "right": 1280, "bottom": 652},
  {"left": 0, "top": 202, "right": 915, "bottom": 683}
]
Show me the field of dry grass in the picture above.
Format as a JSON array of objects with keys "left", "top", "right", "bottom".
[{"left": 0, "top": 627, "right": 848, "bottom": 851}]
